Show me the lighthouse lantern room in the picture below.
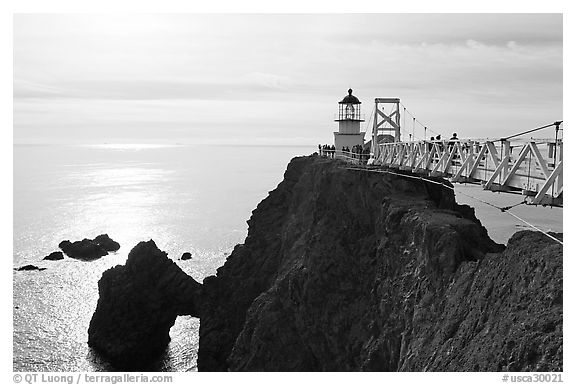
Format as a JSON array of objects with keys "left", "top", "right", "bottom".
[{"left": 334, "top": 88, "right": 365, "bottom": 151}]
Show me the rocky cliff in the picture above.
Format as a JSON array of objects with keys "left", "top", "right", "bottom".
[
  {"left": 89, "top": 154, "right": 562, "bottom": 371},
  {"left": 197, "top": 155, "right": 562, "bottom": 371}
]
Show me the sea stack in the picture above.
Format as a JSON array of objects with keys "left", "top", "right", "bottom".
[
  {"left": 87, "top": 240, "right": 201, "bottom": 369},
  {"left": 43, "top": 251, "right": 64, "bottom": 261},
  {"left": 58, "top": 234, "right": 120, "bottom": 261}
]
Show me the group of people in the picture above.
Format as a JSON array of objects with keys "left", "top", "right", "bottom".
[
  {"left": 318, "top": 133, "right": 461, "bottom": 164},
  {"left": 341, "top": 145, "right": 370, "bottom": 162},
  {"left": 428, "top": 133, "right": 459, "bottom": 151},
  {"left": 318, "top": 143, "right": 370, "bottom": 164},
  {"left": 319, "top": 144, "right": 336, "bottom": 158},
  {"left": 341, "top": 144, "right": 364, "bottom": 154},
  {"left": 429, "top": 133, "right": 458, "bottom": 142}
]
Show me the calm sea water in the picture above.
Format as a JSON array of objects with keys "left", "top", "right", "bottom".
[
  {"left": 13, "top": 143, "right": 315, "bottom": 372},
  {"left": 13, "top": 143, "right": 562, "bottom": 372}
]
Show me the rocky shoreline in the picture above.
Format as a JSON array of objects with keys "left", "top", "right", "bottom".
[{"left": 87, "top": 155, "right": 562, "bottom": 371}]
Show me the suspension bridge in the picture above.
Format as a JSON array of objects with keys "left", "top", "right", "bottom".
[{"left": 328, "top": 96, "right": 563, "bottom": 209}]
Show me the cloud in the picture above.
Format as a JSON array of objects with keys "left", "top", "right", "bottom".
[
  {"left": 13, "top": 79, "right": 67, "bottom": 98},
  {"left": 240, "top": 72, "right": 293, "bottom": 91},
  {"left": 13, "top": 76, "right": 302, "bottom": 101},
  {"left": 327, "top": 14, "right": 562, "bottom": 47},
  {"left": 13, "top": 14, "right": 562, "bottom": 143}
]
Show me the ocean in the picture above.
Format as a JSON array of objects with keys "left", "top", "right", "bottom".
[{"left": 13, "top": 143, "right": 562, "bottom": 372}]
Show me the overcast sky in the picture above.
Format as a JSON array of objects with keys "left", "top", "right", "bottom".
[{"left": 13, "top": 13, "right": 562, "bottom": 145}]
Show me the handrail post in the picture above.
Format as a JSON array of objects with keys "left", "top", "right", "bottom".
[
  {"left": 372, "top": 99, "right": 379, "bottom": 160},
  {"left": 500, "top": 139, "right": 511, "bottom": 183},
  {"left": 552, "top": 121, "right": 561, "bottom": 196}
]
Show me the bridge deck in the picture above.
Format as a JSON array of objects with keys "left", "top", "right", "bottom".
[{"left": 372, "top": 138, "right": 563, "bottom": 207}]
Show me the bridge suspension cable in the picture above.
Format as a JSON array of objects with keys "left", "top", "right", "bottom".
[
  {"left": 399, "top": 101, "right": 441, "bottom": 139},
  {"left": 344, "top": 166, "right": 563, "bottom": 246},
  {"left": 501, "top": 121, "right": 563, "bottom": 141},
  {"left": 505, "top": 211, "right": 563, "bottom": 245},
  {"left": 345, "top": 166, "right": 453, "bottom": 189},
  {"left": 453, "top": 189, "right": 562, "bottom": 245},
  {"left": 403, "top": 107, "right": 406, "bottom": 139},
  {"left": 364, "top": 104, "right": 375, "bottom": 135}
]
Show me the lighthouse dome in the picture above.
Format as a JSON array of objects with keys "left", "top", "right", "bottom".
[{"left": 339, "top": 88, "right": 361, "bottom": 104}]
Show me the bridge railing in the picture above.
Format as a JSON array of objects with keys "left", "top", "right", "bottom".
[
  {"left": 319, "top": 149, "right": 370, "bottom": 165},
  {"left": 374, "top": 138, "right": 563, "bottom": 206}
]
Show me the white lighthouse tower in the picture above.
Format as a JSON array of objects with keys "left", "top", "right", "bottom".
[{"left": 334, "top": 88, "right": 365, "bottom": 151}]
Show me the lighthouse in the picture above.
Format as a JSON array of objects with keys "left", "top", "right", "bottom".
[{"left": 334, "top": 88, "right": 365, "bottom": 151}]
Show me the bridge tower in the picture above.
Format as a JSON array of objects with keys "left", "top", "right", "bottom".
[
  {"left": 371, "top": 98, "right": 401, "bottom": 160},
  {"left": 334, "top": 89, "right": 365, "bottom": 151}
]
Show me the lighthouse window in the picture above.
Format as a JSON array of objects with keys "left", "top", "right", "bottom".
[{"left": 345, "top": 104, "right": 355, "bottom": 119}]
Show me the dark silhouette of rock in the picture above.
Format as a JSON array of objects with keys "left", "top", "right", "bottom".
[
  {"left": 59, "top": 239, "right": 108, "bottom": 261},
  {"left": 43, "top": 251, "right": 64, "bottom": 261},
  {"left": 94, "top": 234, "right": 121, "bottom": 252},
  {"left": 181, "top": 252, "right": 192, "bottom": 260},
  {"left": 57, "top": 235, "right": 119, "bottom": 261},
  {"left": 197, "top": 155, "right": 562, "bottom": 372},
  {"left": 14, "top": 264, "right": 46, "bottom": 271},
  {"left": 88, "top": 240, "right": 202, "bottom": 370},
  {"left": 86, "top": 155, "right": 561, "bottom": 372}
]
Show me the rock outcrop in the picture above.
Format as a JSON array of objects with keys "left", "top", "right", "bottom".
[
  {"left": 88, "top": 240, "right": 201, "bottom": 370},
  {"left": 43, "top": 251, "right": 64, "bottom": 261},
  {"left": 395, "top": 230, "right": 562, "bottom": 372},
  {"left": 94, "top": 234, "right": 121, "bottom": 252},
  {"left": 197, "top": 155, "right": 562, "bottom": 371},
  {"left": 59, "top": 234, "right": 120, "bottom": 261},
  {"left": 181, "top": 252, "right": 192, "bottom": 261},
  {"left": 87, "top": 155, "right": 562, "bottom": 371},
  {"left": 14, "top": 264, "right": 46, "bottom": 271}
]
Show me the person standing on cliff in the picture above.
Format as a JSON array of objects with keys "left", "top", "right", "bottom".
[{"left": 363, "top": 147, "right": 370, "bottom": 164}]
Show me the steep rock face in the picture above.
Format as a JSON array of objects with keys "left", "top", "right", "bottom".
[
  {"left": 88, "top": 240, "right": 201, "bottom": 369},
  {"left": 198, "top": 155, "right": 562, "bottom": 371},
  {"left": 397, "top": 230, "right": 562, "bottom": 371}
]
